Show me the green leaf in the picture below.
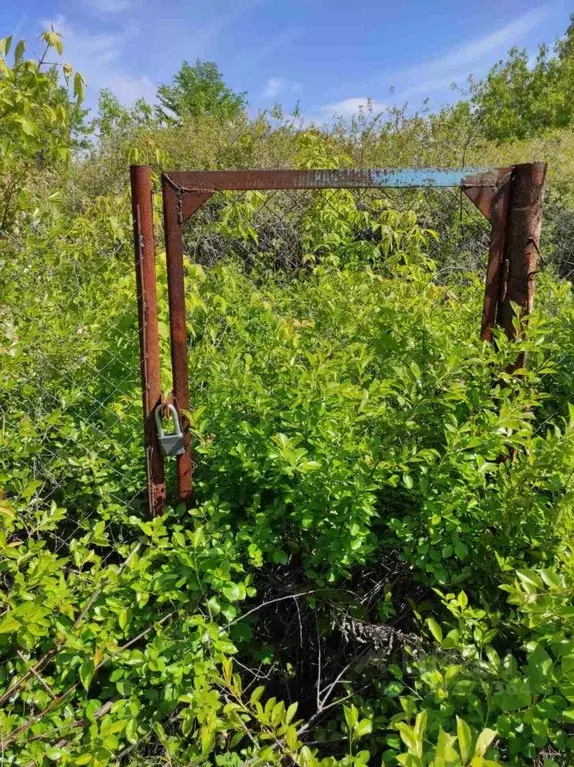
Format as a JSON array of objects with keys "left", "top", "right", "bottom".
[
  {"left": 79, "top": 659, "right": 95, "bottom": 691},
  {"left": 436, "top": 727, "right": 458, "bottom": 762},
  {"left": 396, "top": 755, "right": 421, "bottom": 767},
  {"left": 455, "top": 541, "right": 469, "bottom": 560},
  {"left": 16, "top": 116, "right": 36, "bottom": 136},
  {"left": 116, "top": 680, "right": 133, "bottom": 696},
  {"left": 355, "top": 718, "right": 373, "bottom": 738},
  {"left": 285, "top": 701, "right": 298, "bottom": 724},
  {"left": 0, "top": 614, "right": 21, "bottom": 634},
  {"left": 85, "top": 699, "right": 101, "bottom": 722},
  {"left": 118, "top": 608, "right": 130, "bottom": 629},
  {"left": 125, "top": 718, "right": 138, "bottom": 744},
  {"left": 385, "top": 681, "right": 404, "bottom": 697},
  {"left": 271, "top": 700, "right": 285, "bottom": 726},
  {"left": 397, "top": 723, "right": 419, "bottom": 755},
  {"left": 539, "top": 569, "right": 562, "bottom": 589},
  {"left": 426, "top": 617, "right": 443, "bottom": 643},
  {"left": 403, "top": 473, "right": 414, "bottom": 490},
  {"left": 222, "top": 582, "right": 246, "bottom": 602},
  {"left": 344, "top": 704, "right": 359, "bottom": 730},
  {"left": 73, "top": 72, "right": 85, "bottom": 103},
  {"left": 104, "top": 733, "right": 118, "bottom": 750},
  {"left": 414, "top": 710, "right": 427, "bottom": 739},
  {"left": 0, "top": 36, "right": 13, "bottom": 57},
  {"left": 14, "top": 39, "right": 25, "bottom": 64},
  {"left": 250, "top": 686, "right": 265, "bottom": 705},
  {"left": 457, "top": 716, "right": 473, "bottom": 764},
  {"left": 42, "top": 30, "right": 63, "bottom": 55},
  {"left": 285, "top": 725, "right": 298, "bottom": 750},
  {"left": 516, "top": 569, "right": 543, "bottom": 592},
  {"left": 474, "top": 728, "right": 497, "bottom": 758},
  {"left": 207, "top": 596, "right": 221, "bottom": 615}
]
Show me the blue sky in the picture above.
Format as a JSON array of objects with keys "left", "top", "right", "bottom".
[{"left": 1, "top": 0, "right": 572, "bottom": 120}]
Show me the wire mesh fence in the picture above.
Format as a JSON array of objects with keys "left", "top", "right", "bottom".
[
  {"left": 181, "top": 185, "right": 492, "bottom": 281},
  {"left": 0, "top": 165, "right": 543, "bottom": 529},
  {"left": 0, "top": 219, "right": 146, "bottom": 550}
]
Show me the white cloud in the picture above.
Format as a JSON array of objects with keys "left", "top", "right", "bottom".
[
  {"left": 46, "top": 16, "right": 156, "bottom": 109},
  {"left": 410, "top": 5, "right": 553, "bottom": 80},
  {"left": 84, "top": 0, "right": 133, "bottom": 14},
  {"left": 321, "top": 97, "right": 387, "bottom": 117},
  {"left": 298, "top": 96, "right": 387, "bottom": 127},
  {"left": 384, "top": 3, "right": 557, "bottom": 103},
  {"left": 233, "top": 25, "right": 305, "bottom": 72},
  {"left": 395, "top": 76, "right": 461, "bottom": 101},
  {"left": 262, "top": 77, "right": 300, "bottom": 98}
]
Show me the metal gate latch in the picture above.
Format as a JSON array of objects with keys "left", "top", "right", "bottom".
[{"left": 155, "top": 404, "right": 185, "bottom": 457}]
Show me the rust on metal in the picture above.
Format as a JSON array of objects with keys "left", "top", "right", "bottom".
[
  {"left": 463, "top": 185, "right": 496, "bottom": 222},
  {"left": 162, "top": 175, "right": 194, "bottom": 505},
  {"left": 163, "top": 173, "right": 213, "bottom": 223},
  {"left": 497, "top": 162, "right": 547, "bottom": 352},
  {"left": 164, "top": 167, "right": 508, "bottom": 195},
  {"left": 473, "top": 162, "right": 546, "bottom": 353},
  {"left": 130, "top": 165, "right": 166, "bottom": 517},
  {"left": 462, "top": 167, "right": 512, "bottom": 222},
  {"left": 155, "top": 161, "right": 546, "bottom": 505},
  {"left": 181, "top": 191, "right": 213, "bottom": 223},
  {"left": 479, "top": 177, "right": 511, "bottom": 340}
]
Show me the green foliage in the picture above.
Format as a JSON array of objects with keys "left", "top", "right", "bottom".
[
  {"left": 472, "top": 15, "right": 574, "bottom": 142},
  {"left": 2, "top": 20, "right": 574, "bottom": 767},
  {"left": 156, "top": 59, "right": 247, "bottom": 123},
  {"left": 0, "top": 29, "right": 84, "bottom": 230}
]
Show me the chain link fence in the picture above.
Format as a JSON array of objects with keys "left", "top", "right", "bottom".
[
  {"left": 0, "top": 216, "right": 146, "bottom": 552},
  {"left": 182, "top": 185, "right": 491, "bottom": 280}
]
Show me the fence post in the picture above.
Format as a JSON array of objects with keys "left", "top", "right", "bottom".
[
  {"left": 480, "top": 176, "right": 511, "bottom": 341},
  {"left": 497, "top": 162, "right": 547, "bottom": 361},
  {"left": 130, "top": 165, "right": 166, "bottom": 517},
  {"left": 162, "top": 177, "right": 194, "bottom": 506}
]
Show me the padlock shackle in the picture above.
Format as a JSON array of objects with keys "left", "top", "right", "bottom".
[{"left": 154, "top": 403, "right": 183, "bottom": 437}]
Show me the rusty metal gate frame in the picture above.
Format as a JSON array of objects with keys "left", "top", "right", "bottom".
[{"left": 130, "top": 162, "right": 546, "bottom": 517}]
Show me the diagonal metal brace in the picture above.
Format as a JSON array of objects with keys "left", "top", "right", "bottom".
[{"left": 462, "top": 167, "right": 512, "bottom": 222}]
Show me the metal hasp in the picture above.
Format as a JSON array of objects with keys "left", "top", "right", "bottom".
[
  {"left": 131, "top": 162, "right": 546, "bottom": 515},
  {"left": 129, "top": 165, "right": 166, "bottom": 517},
  {"left": 155, "top": 404, "right": 186, "bottom": 457}
]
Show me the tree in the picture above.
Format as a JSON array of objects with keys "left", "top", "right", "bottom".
[
  {"left": 472, "top": 14, "right": 574, "bottom": 142},
  {"left": 0, "top": 29, "right": 85, "bottom": 230},
  {"left": 96, "top": 89, "right": 155, "bottom": 139},
  {"left": 156, "top": 59, "right": 246, "bottom": 123}
]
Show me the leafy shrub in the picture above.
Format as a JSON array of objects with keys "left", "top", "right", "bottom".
[{"left": 2, "top": 24, "right": 574, "bottom": 767}]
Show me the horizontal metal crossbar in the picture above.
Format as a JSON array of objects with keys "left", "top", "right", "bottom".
[{"left": 165, "top": 167, "right": 509, "bottom": 192}]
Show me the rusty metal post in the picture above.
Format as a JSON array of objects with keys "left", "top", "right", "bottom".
[
  {"left": 130, "top": 165, "right": 166, "bottom": 517},
  {"left": 162, "top": 178, "right": 193, "bottom": 505},
  {"left": 480, "top": 177, "right": 511, "bottom": 341},
  {"left": 496, "top": 163, "right": 547, "bottom": 352}
]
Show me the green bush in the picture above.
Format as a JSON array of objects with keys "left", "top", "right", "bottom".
[
  {"left": 3, "top": 246, "right": 573, "bottom": 765},
  {"left": 2, "top": 24, "right": 574, "bottom": 767}
]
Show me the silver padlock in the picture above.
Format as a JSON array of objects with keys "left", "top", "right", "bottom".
[{"left": 155, "top": 404, "right": 185, "bottom": 458}]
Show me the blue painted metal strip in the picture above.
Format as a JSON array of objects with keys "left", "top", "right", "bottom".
[
  {"left": 370, "top": 168, "right": 492, "bottom": 188},
  {"left": 167, "top": 167, "right": 502, "bottom": 192}
]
